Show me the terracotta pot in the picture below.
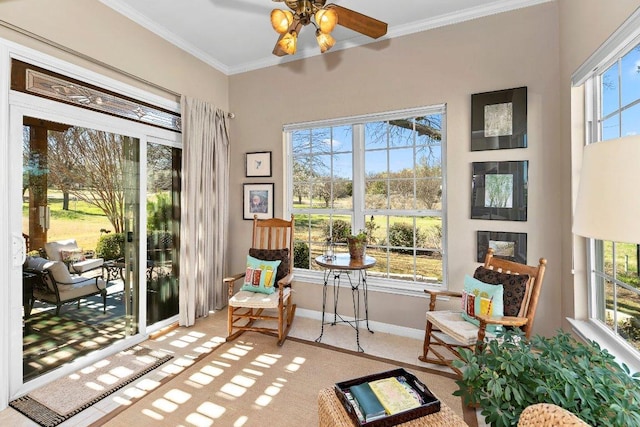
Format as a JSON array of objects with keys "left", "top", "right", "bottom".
[{"left": 347, "top": 237, "right": 366, "bottom": 260}]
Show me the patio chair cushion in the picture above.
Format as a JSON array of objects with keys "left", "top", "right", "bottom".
[
  {"left": 60, "top": 248, "right": 86, "bottom": 263},
  {"left": 44, "top": 239, "right": 80, "bottom": 262},
  {"left": 42, "top": 260, "right": 73, "bottom": 290},
  {"left": 241, "top": 255, "right": 281, "bottom": 294}
]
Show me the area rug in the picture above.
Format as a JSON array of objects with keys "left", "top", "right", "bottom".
[
  {"left": 10, "top": 345, "right": 173, "bottom": 427},
  {"left": 93, "top": 333, "right": 477, "bottom": 427}
]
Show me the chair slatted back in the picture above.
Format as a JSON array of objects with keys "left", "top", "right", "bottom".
[
  {"left": 484, "top": 248, "right": 547, "bottom": 338},
  {"left": 251, "top": 215, "right": 295, "bottom": 273}
]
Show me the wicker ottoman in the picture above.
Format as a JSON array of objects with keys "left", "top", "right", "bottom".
[{"left": 317, "top": 387, "right": 468, "bottom": 427}]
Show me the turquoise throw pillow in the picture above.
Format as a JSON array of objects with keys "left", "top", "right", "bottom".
[
  {"left": 241, "top": 255, "right": 281, "bottom": 295},
  {"left": 461, "top": 275, "right": 504, "bottom": 333}
]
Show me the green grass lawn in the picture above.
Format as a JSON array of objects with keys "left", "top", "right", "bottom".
[{"left": 23, "top": 192, "right": 112, "bottom": 252}]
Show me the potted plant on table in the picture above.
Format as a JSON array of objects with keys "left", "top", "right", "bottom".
[
  {"left": 347, "top": 230, "right": 368, "bottom": 260},
  {"left": 453, "top": 329, "right": 640, "bottom": 427}
]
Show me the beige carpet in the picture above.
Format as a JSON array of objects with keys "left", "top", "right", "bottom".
[
  {"left": 93, "top": 332, "right": 477, "bottom": 427},
  {"left": 10, "top": 345, "right": 172, "bottom": 427}
]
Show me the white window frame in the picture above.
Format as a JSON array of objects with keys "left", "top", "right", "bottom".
[
  {"left": 283, "top": 105, "right": 447, "bottom": 296},
  {"left": 570, "top": 8, "right": 640, "bottom": 373}
]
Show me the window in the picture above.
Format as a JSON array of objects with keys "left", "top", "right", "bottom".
[
  {"left": 285, "top": 106, "right": 446, "bottom": 292},
  {"left": 585, "top": 39, "right": 640, "bottom": 354}
]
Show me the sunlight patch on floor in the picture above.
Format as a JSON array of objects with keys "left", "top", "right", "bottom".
[
  {"left": 152, "top": 397, "right": 178, "bottom": 413},
  {"left": 141, "top": 407, "right": 164, "bottom": 420},
  {"left": 165, "top": 388, "right": 191, "bottom": 404},
  {"left": 233, "top": 415, "right": 249, "bottom": 426}
]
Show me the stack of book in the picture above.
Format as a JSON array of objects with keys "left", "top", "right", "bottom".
[{"left": 345, "top": 375, "right": 424, "bottom": 423}]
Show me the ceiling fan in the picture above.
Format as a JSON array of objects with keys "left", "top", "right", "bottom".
[{"left": 270, "top": 0, "right": 388, "bottom": 56}]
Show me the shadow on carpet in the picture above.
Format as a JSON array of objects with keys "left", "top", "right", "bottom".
[{"left": 10, "top": 345, "right": 172, "bottom": 427}]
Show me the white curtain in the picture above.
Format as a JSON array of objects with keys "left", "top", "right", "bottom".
[{"left": 179, "top": 95, "right": 230, "bottom": 327}]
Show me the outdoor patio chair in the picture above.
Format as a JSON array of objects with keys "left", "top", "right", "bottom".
[
  {"left": 44, "top": 238, "right": 104, "bottom": 274},
  {"left": 225, "top": 215, "right": 296, "bottom": 346},
  {"left": 419, "top": 248, "right": 547, "bottom": 376},
  {"left": 24, "top": 256, "right": 107, "bottom": 316}
]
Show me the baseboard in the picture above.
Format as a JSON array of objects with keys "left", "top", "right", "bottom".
[{"left": 296, "top": 308, "right": 424, "bottom": 340}]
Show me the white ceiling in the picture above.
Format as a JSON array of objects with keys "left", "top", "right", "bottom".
[{"left": 99, "top": 0, "right": 551, "bottom": 75}]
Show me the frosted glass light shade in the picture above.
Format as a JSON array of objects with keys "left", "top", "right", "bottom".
[
  {"left": 315, "top": 8, "right": 338, "bottom": 34},
  {"left": 278, "top": 31, "right": 297, "bottom": 55},
  {"left": 573, "top": 135, "right": 640, "bottom": 244},
  {"left": 271, "top": 9, "right": 293, "bottom": 34},
  {"left": 316, "top": 30, "right": 335, "bottom": 53}
]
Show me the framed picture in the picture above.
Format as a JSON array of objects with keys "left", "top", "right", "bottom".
[
  {"left": 471, "top": 87, "right": 527, "bottom": 151},
  {"left": 477, "top": 231, "right": 527, "bottom": 264},
  {"left": 471, "top": 161, "right": 528, "bottom": 221},
  {"left": 245, "top": 151, "right": 272, "bottom": 177},
  {"left": 243, "top": 183, "right": 274, "bottom": 220}
]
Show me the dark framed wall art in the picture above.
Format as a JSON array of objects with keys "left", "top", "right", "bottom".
[
  {"left": 245, "top": 151, "right": 272, "bottom": 177},
  {"left": 243, "top": 183, "right": 274, "bottom": 220},
  {"left": 471, "top": 87, "right": 527, "bottom": 151},
  {"left": 477, "top": 231, "right": 527, "bottom": 264},
  {"left": 471, "top": 161, "right": 528, "bottom": 221}
]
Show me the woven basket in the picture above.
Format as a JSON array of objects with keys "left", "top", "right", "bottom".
[{"left": 517, "top": 403, "right": 591, "bottom": 427}]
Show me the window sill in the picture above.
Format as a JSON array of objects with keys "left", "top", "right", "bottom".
[
  {"left": 567, "top": 317, "right": 640, "bottom": 374},
  {"left": 293, "top": 268, "right": 442, "bottom": 298}
]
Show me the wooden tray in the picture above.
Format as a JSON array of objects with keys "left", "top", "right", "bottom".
[{"left": 334, "top": 368, "right": 441, "bottom": 427}]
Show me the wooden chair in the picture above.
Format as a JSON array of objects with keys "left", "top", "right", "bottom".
[
  {"left": 225, "top": 215, "right": 296, "bottom": 346},
  {"left": 419, "top": 248, "right": 547, "bottom": 376}
]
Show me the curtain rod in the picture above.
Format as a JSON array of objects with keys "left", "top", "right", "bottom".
[{"left": 0, "top": 19, "right": 235, "bottom": 119}]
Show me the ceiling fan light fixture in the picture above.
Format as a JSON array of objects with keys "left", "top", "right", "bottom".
[
  {"left": 316, "top": 30, "right": 335, "bottom": 53},
  {"left": 315, "top": 8, "right": 338, "bottom": 34},
  {"left": 278, "top": 30, "right": 298, "bottom": 55},
  {"left": 270, "top": 9, "right": 294, "bottom": 34}
]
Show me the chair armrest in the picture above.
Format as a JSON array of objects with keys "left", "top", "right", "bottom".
[
  {"left": 223, "top": 273, "right": 246, "bottom": 284},
  {"left": 475, "top": 314, "right": 529, "bottom": 343},
  {"left": 276, "top": 273, "right": 294, "bottom": 288},
  {"left": 423, "top": 289, "right": 463, "bottom": 311},
  {"left": 475, "top": 314, "right": 528, "bottom": 327}
]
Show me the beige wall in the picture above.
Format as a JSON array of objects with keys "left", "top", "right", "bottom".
[
  {"left": 229, "top": 3, "right": 564, "bottom": 335},
  {"left": 3, "top": 0, "right": 639, "bottom": 336},
  {"left": 0, "top": 0, "right": 228, "bottom": 108},
  {"left": 557, "top": 0, "right": 640, "bottom": 330}
]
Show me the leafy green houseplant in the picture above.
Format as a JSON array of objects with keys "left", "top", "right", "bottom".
[
  {"left": 453, "top": 329, "right": 640, "bottom": 427},
  {"left": 347, "top": 229, "right": 368, "bottom": 259}
]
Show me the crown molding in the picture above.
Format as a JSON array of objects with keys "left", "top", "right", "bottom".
[{"left": 101, "top": 0, "right": 555, "bottom": 76}]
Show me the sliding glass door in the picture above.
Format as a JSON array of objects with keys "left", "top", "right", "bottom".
[{"left": 10, "top": 98, "right": 180, "bottom": 396}]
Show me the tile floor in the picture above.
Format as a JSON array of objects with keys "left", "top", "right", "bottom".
[{"left": 1, "top": 309, "right": 482, "bottom": 426}]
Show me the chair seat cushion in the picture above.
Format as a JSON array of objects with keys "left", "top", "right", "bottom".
[
  {"left": 44, "top": 239, "right": 79, "bottom": 262},
  {"left": 229, "top": 288, "right": 291, "bottom": 309},
  {"left": 426, "top": 310, "right": 496, "bottom": 346},
  {"left": 34, "top": 277, "right": 106, "bottom": 302},
  {"left": 68, "top": 258, "right": 104, "bottom": 273}
]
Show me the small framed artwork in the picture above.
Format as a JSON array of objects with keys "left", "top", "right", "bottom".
[
  {"left": 245, "top": 151, "right": 272, "bottom": 177},
  {"left": 471, "top": 87, "right": 527, "bottom": 151},
  {"left": 243, "top": 183, "right": 274, "bottom": 220},
  {"left": 477, "top": 231, "right": 527, "bottom": 264},
  {"left": 471, "top": 161, "right": 528, "bottom": 221}
]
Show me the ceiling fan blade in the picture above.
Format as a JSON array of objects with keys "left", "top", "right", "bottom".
[
  {"left": 272, "top": 18, "right": 303, "bottom": 57},
  {"left": 327, "top": 4, "right": 387, "bottom": 39}
]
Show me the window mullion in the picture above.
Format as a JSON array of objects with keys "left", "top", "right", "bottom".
[{"left": 352, "top": 123, "right": 365, "bottom": 232}]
